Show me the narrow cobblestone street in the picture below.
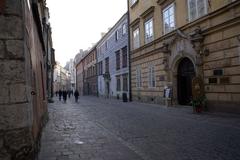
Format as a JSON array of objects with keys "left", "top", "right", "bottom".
[{"left": 38, "top": 96, "right": 240, "bottom": 160}]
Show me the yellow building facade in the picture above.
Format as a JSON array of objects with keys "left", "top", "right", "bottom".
[{"left": 128, "top": 0, "right": 240, "bottom": 113}]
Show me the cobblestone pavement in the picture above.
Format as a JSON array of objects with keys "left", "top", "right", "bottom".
[{"left": 38, "top": 96, "right": 240, "bottom": 160}]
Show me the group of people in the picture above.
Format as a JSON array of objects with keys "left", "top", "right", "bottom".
[{"left": 56, "top": 89, "right": 79, "bottom": 103}]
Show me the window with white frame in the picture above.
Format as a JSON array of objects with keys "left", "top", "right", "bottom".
[
  {"left": 122, "top": 23, "right": 127, "bottom": 35},
  {"left": 130, "top": 0, "right": 137, "bottom": 6},
  {"left": 144, "top": 18, "right": 154, "bottom": 44},
  {"left": 136, "top": 66, "right": 142, "bottom": 88},
  {"left": 133, "top": 28, "right": 140, "bottom": 49},
  {"left": 188, "top": 0, "right": 207, "bottom": 21},
  {"left": 148, "top": 65, "right": 156, "bottom": 88},
  {"left": 163, "top": 3, "right": 175, "bottom": 34}
]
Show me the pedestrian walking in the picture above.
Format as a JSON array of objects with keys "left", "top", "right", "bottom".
[
  {"left": 59, "top": 90, "right": 62, "bottom": 101},
  {"left": 63, "top": 90, "right": 67, "bottom": 103},
  {"left": 74, "top": 90, "right": 79, "bottom": 103},
  {"left": 68, "top": 90, "right": 71, "bottom": 98}
]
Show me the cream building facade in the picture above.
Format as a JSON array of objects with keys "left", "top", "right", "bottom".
[{"left": 128, "top": 0, "right": 240, "bottom": 113}]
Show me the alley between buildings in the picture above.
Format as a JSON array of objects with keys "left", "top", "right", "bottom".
[{"left": 38, "top": 96, "right": 240, "bottom": 160}]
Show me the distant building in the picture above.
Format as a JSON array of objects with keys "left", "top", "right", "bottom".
[
  {"left": 64, "top": 59, "right": 76, "bottom": 91},
  {"left": 96, "top": 13, "right": 129, "bottom": 99},
  {"left": 54, "top": 62, "right": 70, "bottom": 91},
  {"left": 75, "top": 49, "right": 88, "bottom": 95},
  {"left": 83, "top": 47, "right": 98, "bottom": 96}
]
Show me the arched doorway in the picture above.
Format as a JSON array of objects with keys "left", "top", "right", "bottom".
[{"left": 177, "top": 58, "right": 195, "bottom": 105}]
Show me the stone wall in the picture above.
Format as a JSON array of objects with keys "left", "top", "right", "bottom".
[{"left": 0, "top": 0, "right": 48, "bottom": 159}]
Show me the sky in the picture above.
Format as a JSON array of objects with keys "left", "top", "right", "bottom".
[{"left": 47, "top": 0, "right": 127, "bottom": 66}]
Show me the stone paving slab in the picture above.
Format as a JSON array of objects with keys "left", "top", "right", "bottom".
[{"left": 38, "top": 96, "right": 240, "bottom": 160}]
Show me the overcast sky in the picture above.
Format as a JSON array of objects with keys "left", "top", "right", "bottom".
[{"left": 47, "top": 0, "right": 127, "bottom": 66}]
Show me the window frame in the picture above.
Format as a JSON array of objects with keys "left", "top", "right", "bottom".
[
  {"left": 136, "top": 66, "right": 142, "bottom": 88},
  {"left": 187, "top": 0, "right": 208, "bottom": 22},
  {"left": 122, "top": 46, "right": 128, "bottom": 68},
  {"left": 148, "top": 65, "right": 156, "bottom": 88},
  {"left": 144, "top": 17, "right": 154, "bottom": 44},
  {"left": 162, "top": 3, "right": 176, "bottom": 34},
  {"left": 122, "top": 74, "right": 129, "bottom": 92},
  {"left": 116, "top": 75, "right": 121, "bottom": 91},
  {"left": 133, "top": 27, "right": 140, "bottom": 50},
  {"left": 116, "top": 50, "right": 121, "bottom": 70},
  {"left": 122, "top": 23, "right": 127, "bottom": 35},
  {"left": 115, "top": 30, "right": 119, "bottom": 41}
]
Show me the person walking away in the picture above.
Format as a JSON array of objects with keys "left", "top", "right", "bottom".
[
  {"left": 74, "top": 90, "right": 79, "bottom": 103},
  {"left": 59, "top": 90, "right": 62, "bottom": 101},
  {"left": 68, "top": 90, "right": 71, "bottom": 98},
  {"left": 63, "top": 90, "right": 67, "bottom": 103}
]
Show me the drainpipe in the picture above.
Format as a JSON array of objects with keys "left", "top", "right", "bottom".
[{"left": 127, "top": 1, "right": 132, "bottom": 102}]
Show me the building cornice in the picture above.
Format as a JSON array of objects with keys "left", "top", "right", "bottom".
[
  {"left": 140, "top": 6, "right": 155, "bottom": 19},
  {"left": 130, "top": 18, "right": 140, "bottom": 27}
]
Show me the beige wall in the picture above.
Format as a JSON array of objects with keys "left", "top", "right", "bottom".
[{"left": 129, "top": 0, "right": 240, "bottom": 112}]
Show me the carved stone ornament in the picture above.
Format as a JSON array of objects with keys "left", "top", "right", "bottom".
[
  {"left": 190, "top": 27, "right": 204, "bottom": 54},
  {"left": 162, "top": 42, "right": 170, "bottom": 54}
]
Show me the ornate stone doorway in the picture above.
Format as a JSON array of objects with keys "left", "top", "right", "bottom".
[{"left": 177, "top": 58, "right": 196, "bottom": 105}]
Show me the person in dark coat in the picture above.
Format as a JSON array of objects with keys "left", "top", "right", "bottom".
[
  {"left": 68, "top": 90, "right": 71, "bottom": 98},
  {"left": 74, "top": 90, "right": 79, "bottom": 103},
  {"left": 59, "top": 90, "right": 62, "bottom": 101},
  {"left": 62, "top": 90, "right": 67, "bottom": 103}
]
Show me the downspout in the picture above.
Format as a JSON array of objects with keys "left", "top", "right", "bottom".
[{"left": 127, "top": 1, "right": 132, "bottom": 102}]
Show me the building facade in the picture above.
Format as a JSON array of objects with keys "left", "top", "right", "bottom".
[
  {"left": 83, "top": 47, "right": 98, "bottom": 96},
  {"left": 0, "top": 0, "right": 54, "bottom": 159},
  {"left": 64, "top": 59, "right": 76, "bottom": 91},
  {"left": 75, "top": 49, "right": 88, "bottom": 96},
  {"left": 97, "top": 13, "right": 129, "bottom": 99},
  {"left": 53, "top": 62, "right": 70, "bottom": 92},
  {"left": 43, "top": 8, "right": 56, "bottom": 101},
  {"left": 128, "top": 0, "right": 240, "bottom": 112}
]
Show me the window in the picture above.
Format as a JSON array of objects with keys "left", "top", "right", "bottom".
[
  {"left": 130, "top": 0, "right": 137, "bottom": 6},
  {"left": 133, "top": 28, "right": 140, "bottom": 49},
  {"left": 122, "top": 46, "right": 128, "bottom": 68},
  {"left": 163, "top": 3, "right": 175, "bottom": 34},
  {"left": 123, "top": 74, "right": 128, "bottom": 91},
  {"left": 105, "top": 41, "right": 108, "bottom": 50},
  {"left": 116, "top": 75, "right": 121, "bottom": 91},
  {"left": 98, "top": 61, "right": 103, "bottom": 75},
  {"left": 122, "top": 23, "right": 127, "bottom": 35},
  {"left": 105, "top": 57, "right": 109, "bottom": 73},
  {"left": 136, "top": 66, "right": 142, "bottom": 88},
  {"left": 115, "top": 30, "right": 119, "bottom": 41},
  {"left": 144, "top": 18, "right": 154, "bottom": 43},
  {"left": 188, "top": 0, "right": 207, "bottom": 21},
  {"left": 116, "top": 50, "right": 121, "bottom": 70},
  {"left": 148, "top": 65, "right": 156, "bottom": 88}
]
